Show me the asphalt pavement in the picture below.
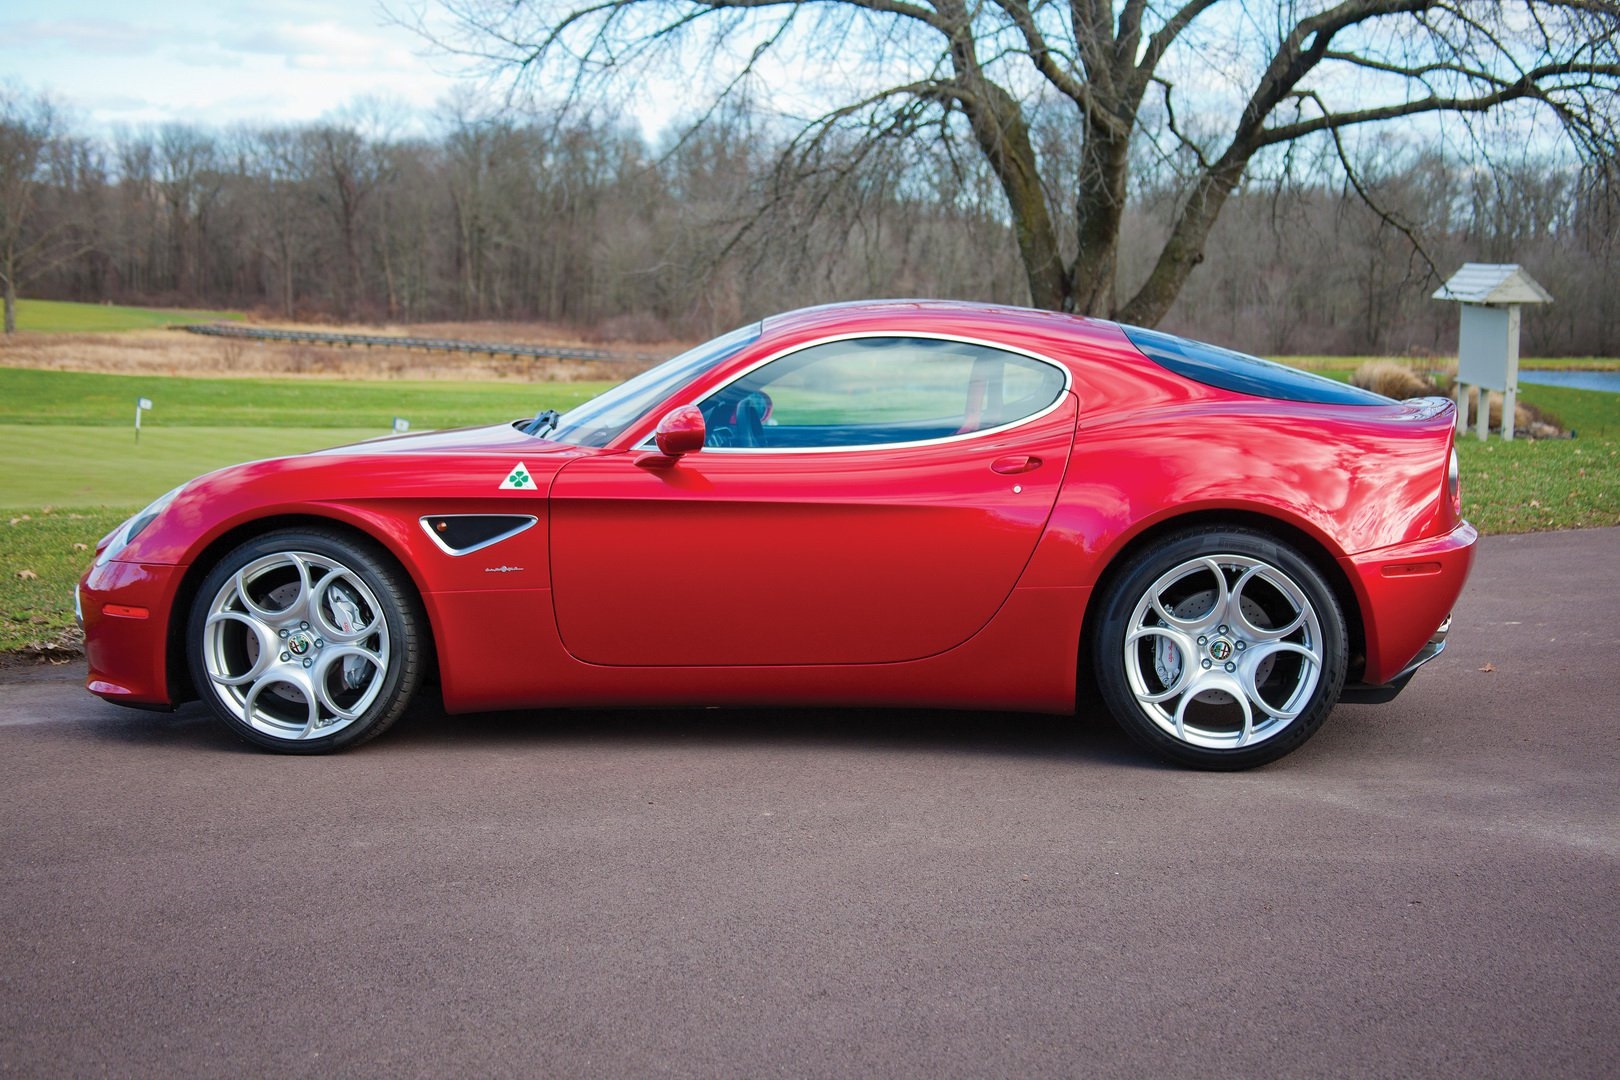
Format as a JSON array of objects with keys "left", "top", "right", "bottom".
[{"left": 2, "top": 527, "right": 1617, "bottom": 1078}]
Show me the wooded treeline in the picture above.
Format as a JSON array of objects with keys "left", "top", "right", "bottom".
[{"left": 6, "top": 99, "right": 1616, "bottom": 355}]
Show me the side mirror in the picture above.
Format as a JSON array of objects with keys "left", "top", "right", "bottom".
[{"left": 654, "top": 406, "right": 706, "bottom": 457}]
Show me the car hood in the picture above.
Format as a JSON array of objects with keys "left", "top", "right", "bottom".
[{"left": 307, "top": 421, "right": 573, "bottom": 457}]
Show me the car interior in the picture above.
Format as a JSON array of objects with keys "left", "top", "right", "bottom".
[{"left": 696, "top": 337, "right": 1067, "bottom": 449}]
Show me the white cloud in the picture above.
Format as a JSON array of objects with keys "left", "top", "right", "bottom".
[
  {"left": 5, "top": 18, "right": 163, "bottom": 55},
  {"left": 0, "top": 0, "right": 463, "bottom": 130}
]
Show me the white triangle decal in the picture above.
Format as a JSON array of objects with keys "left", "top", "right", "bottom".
[{"left": 500, "top": 462, "right": 534, "bottom": 490}]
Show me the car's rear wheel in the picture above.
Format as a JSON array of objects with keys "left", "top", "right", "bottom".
[
  {"left": 1092, "top": 528, "right": 1347, "bottom": 769},
  {"left": 186, "top": 528, "right": 422, "bottom": 753}
]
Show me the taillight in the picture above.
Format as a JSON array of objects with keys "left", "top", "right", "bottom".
[{"left": 1447, "top": 445, "right": 1460, "bottom": 514}]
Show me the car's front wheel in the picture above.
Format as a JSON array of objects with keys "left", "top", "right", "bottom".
[
  {"left": 1092, "top": 528, "right": 1347, "bottom": 769},
  {"left": 186, "top": 528, "right": 423, "bottom": 753}
]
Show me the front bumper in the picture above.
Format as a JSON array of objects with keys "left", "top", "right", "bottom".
[{"left": 79, "top": 559, "right": 185, "bottom": 708}]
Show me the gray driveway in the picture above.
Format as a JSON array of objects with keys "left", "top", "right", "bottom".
[{"left": 2, "top": 528, "right": 1617, "bottom": 1077}]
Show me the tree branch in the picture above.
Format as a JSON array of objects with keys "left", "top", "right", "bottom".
[
  {"left": 987, "top": 0, "right": 1096, "bottom": 113},
  {"left": 1309, "top": 90, "right": 1441, "bottom": 282},
  {"left": 1258, "top": 61, "right": 1620, "bottom": 146},
  {"left": 1149, "top": 75, "right": 1211, "bottom": 171},
  {"left": 1137, "top": 0, "right": 1224, "bottom": 76}
]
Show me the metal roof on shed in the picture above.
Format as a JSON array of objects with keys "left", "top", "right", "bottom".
[{"left": 1432, "top": 263, "right": 1553, "bottom": 304}]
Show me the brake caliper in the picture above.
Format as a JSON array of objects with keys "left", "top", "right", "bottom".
[{"left": 328, "top": 583, "right": 370, "bottom": 690}]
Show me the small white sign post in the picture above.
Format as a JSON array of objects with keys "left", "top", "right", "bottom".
[
  {"left": 135, "top": 396, "right": 153, "bottom": 442},
  {"left": 1432, "top": 264, "right": 1552, "bottom": 441},
  {"left": 392, "top": 417, "right": 410, "bottom": 434}
]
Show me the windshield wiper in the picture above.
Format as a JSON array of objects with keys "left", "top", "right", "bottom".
[{"left": 523, "top": 408, "right": 560, "bottom": 437}]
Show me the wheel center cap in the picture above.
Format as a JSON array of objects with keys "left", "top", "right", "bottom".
[
  {"left": 1209, "top": 639, "right": 1233, "bottom": 662},
  {"left": 287, "top": 633, "right": 314, "bottom": 657}
]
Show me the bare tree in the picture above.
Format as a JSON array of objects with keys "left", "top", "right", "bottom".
[
  {"left": 154, "top": 125, "right": 223, "bottom": 298},
  {"left": 427, "top": 0, "right": 1620, "bottom": 324},
  {"left": 0, "top": 91, "right": 73, "bottom": 332},
  {"left": 243, "top": 128, "right": 314, "bottom": 317},
  {"left": 306, "top": 124, "right": 393, "bottom": 315},
  {"left": 10, "top": 90, "right": 1615, "bottom": 353}
]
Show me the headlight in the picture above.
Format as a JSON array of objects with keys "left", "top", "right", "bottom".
[{"left": 95, "top": 484, "right": 186, "bottom": 567}]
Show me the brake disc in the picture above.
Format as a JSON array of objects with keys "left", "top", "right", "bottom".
[{"left": 1152, "top": 589, "right": 1277, "bottom": 702}]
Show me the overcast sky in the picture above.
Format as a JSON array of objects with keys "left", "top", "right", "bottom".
[
  {"left": 0, "top": 0, "right": 1555, "bottom": 163},
  {"left": 0, "top": 0, "right": 471, "bottom": 130}
]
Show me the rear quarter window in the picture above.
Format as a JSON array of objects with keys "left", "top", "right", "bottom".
[{"left": 1122, "top": 325, "right": 1391, "bottom": 405}]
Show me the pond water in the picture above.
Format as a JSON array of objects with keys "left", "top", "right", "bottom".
[{"left": 1518, "top": 370, "right": 1620, "bottom": 393}]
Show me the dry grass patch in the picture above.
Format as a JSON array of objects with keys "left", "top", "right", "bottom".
[
  {"left": 1350, "top": 360, "right": 1438, "bottom": 400},
  {"left": 0, "top": 323, "right": 683, "bottom": 382},
  {"left": 1348, "top": 359, "right": 1569, "bottom": 438}
]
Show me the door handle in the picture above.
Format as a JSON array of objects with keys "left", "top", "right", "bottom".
[{"left": 991, "top": 455, "right": 1042, "bottom": 475}]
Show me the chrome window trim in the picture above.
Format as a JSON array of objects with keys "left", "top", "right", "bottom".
[
  {"left": 632, "top": 330, "right": 1075, "bottom": 455},
  {"left": 419, "top": 514, "right": 539, "bottom": 557}
]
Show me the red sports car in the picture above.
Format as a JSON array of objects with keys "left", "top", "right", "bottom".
[{"left": 79, "top": 301, "right": 1474, "bottom": 768}]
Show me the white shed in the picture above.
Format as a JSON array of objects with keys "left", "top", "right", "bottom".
[{"left": 1432, "top": 263, "right": 1553, "bottom": 440}]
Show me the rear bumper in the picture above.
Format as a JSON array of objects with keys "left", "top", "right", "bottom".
[
  {"left": 1341, "top": 614, "right": 1449, "bottom": 704},
  {"left": 1340, "top": 521, "right": 1476, "bottom": 691}
]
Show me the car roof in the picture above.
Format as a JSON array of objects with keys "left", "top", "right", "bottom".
[
  {"left": 754, "top": 299, "right": 1394, "bottom": 411},
  {"left": 760, "top": 298, "right": 1127, "bottom": 354}
]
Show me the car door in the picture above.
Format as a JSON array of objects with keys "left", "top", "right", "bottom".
[{"left": 549, "top": 334, "right": 1077, "bottom": 666}]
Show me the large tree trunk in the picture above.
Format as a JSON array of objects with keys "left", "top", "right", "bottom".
[
  {"left": 1068, "top": 119, "right": 1133, "bottom": 316},
  {"left": 960, "top": 79, "right": 1067, "bottom": 310},
  {"left": 1117, "top": 154, "right": 1248, "bottom": 327},
  {"left": 938, "top": 4, "right": 1069, "bottom": 312}
]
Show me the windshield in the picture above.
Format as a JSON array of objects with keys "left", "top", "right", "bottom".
[{"left": 544, "top": 322, "right": 761, "bottom": 448}]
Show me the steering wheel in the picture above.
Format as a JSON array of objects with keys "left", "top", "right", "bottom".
[
  {"left": 699, "top": 388, "right": 772, "bottom": 447},
  {"left": 734, "top": 391, "right": 770, "bottom": 448}
]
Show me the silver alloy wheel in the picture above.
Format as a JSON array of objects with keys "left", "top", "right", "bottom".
[
  {"left": 1122, "top": 554, "right": 1323, "bottom": 751},
  {"left": 200, "top": 550, "right": 391, "bottom": 742}
]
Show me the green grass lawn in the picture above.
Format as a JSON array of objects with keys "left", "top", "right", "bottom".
[
  {"left": 8, "top": 298, "right": 245, "bottom": 333},
  {"left": 2, "top": 508, "right": 131, "bottom": 654},
  {"left": 0, "top": 367, "right": 611, "bottom": 429},
  {"left": 0, "top": 425, "right": 381, "bottom": 508},
  {"left": 0, "top": 424, "right": 394, "bottom": 651},
  {"left": 1455, "top": 383, "right": 1619, "bottom": 534},
  {"left": 0, "top": 369, "right": 615, "bottom": 651}
]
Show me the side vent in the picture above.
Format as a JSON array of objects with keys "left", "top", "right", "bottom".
[{"left": 420, "top": 515, "right": 538, "bottom": 556}]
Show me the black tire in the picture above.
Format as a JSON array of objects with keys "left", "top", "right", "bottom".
[
  {"left": 186, "top": 528, "right": 424, "bottom": 753},
  {"left": 1091, "top": 527, "right": 1347, "bottom": 770}
]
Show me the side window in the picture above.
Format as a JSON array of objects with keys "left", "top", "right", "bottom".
[{"left": 697, "top": 337, "right": 1066, "bottom": 449}]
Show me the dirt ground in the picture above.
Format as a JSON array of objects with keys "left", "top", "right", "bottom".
[{"left": 0, "top": 320, "right": 685, "bottom": 382}]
